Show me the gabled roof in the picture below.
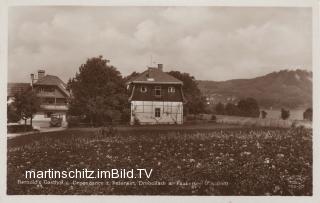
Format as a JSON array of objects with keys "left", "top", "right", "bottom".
[
  {"left": 34, "top": 75, "right": 69, "bottom": 96},
  {"left": 7, "top": 83, "right": 31, "bottom": 97},
  {"left": 127, "top": 68, "right": 183, "bottom": 84}
]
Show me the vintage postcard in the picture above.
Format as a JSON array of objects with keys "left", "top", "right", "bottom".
[{"left": 1, "top": 0, "right": 319, "bottom": 203}]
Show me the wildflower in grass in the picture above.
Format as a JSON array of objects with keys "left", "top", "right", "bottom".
[
  {"left": 264, "top": 158, "right": 271, "bottom": 164},
  {"left": 277, "top": 154, "right": 285, "bottom": 158}
]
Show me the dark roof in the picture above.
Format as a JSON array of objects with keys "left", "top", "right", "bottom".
[
  {"left": 129, "top": 83, "right": 184, "bottom": 102},
  {"left": 7, "top": 83, "right": 31, "bottom": 97},
  {"left": 127, "top": 68, "right": 183, "bottom": 84},
  {"left": 34, "top": 75, "right": 69, "bottom": 96}
]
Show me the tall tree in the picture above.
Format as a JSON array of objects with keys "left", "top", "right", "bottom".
[
  {"left": 67, "top": 56, "right": 129, "bottom": 125},
  {"left": 13, "top": 89, "right": 40, "bottom": 127},
  {"left": 167, "top": 71, "right": 206, "bottom": 114}
]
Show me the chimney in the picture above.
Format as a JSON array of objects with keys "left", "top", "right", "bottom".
[
  {"left": 30, "top": 74, "right": 35, "bottom": 86},
  {"left": 38, "top": 70, "right": 45, "bottom": 80},
  {"left": 157, "top": 64, "right": 163, "bottom": 72}
]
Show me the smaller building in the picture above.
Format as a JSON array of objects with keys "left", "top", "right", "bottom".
[{"left": 127, "top": 64, "right": 185, "bottom": 125}]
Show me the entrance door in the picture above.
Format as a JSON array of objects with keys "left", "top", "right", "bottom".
[{"left": 155, "top": 108, "right": 161, "bottom": 118}]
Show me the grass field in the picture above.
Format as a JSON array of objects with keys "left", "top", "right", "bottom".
[{"left": 7, "top": 125, "right": 312, "bottom": 195}]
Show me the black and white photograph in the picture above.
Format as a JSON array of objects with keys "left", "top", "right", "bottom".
[{"left": 2, "top": 0, "right": 319, "bottom": 201}]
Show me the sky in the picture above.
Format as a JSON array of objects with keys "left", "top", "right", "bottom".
[{"left": 8, "top": 6, "right": 312, "bottom": 82}]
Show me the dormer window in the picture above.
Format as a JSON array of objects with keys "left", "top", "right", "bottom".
[
  {"left": 141, "top": 86, "right": 147, "bottom": 93},
  {"left": 155, "top": 86, "right": 161, "bottom": 97},
  {"left": 168, "top": 87, "right": 175, "bottom": 93}
]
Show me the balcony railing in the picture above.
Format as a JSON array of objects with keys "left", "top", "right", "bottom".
[{"left": 40, "top": 104, "right": 68, "bottom": 111}]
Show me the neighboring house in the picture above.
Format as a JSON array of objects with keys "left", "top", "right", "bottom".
[
  {"left": 31, "top": 70, "right": 69, "bottom": 125},
  {"left": 7, "top": 70, "right": 70, "bottom": 127},
  {"left": 127, "top": 64, "right": 185, "bottom": 125}
]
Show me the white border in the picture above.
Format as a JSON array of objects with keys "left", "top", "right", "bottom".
[{"left": 1, "top": 0, "right": 319, "bottom": 203}]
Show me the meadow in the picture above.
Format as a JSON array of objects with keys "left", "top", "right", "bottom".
[{"left": 7, "top": 125, "right": 312, "bottom": 195}]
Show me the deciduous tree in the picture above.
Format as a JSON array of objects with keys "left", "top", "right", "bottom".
[
  {"left": 67, "top": 56, "right": 129, "bottom": 125},
  {"left": 167, "top": 71, "right": 206, "bottom": 115},
  {"left": 13, "top": 89, "right": 40, "bottom": 127}
]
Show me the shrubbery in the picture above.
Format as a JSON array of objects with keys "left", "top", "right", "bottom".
[
  {"left": 214, "top": 97, "right": 260, "bottom": 118},
  {"left": 7, "top": 124, "right": 34, "bottom": 133}
]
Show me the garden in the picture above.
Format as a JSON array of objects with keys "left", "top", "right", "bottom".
[{"left": 7, "top": 126, "right": 312, "bottom": 195}]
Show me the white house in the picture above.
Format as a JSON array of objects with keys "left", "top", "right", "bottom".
[{"left": 126, "top": 64, "right": 185, "bottom": 125}]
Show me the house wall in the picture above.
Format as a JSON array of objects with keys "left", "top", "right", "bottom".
[{"left": 130, "top": 101, "right": 183, "bottom": 125}]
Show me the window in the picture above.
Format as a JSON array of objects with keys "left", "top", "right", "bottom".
[
  {"left": 38, "top": 87, "right": 54, "bottom": 93},
  {"left": 43, "top": 98, "right": 55, "bottom": 104},
  {"left": 155, "top": 86, "right": 161, "bottom": 97},
  {"left": 155, "top": 108, "right": 161, "bottom": 118},
  {"left": 56, "top": 98, "right": 67, "bottom": 105},
  {"left": 141, "top": 86, "right": 147, "bottom": 93},
  {"left": 168, "top": 87, "right": 175, "bottom": 93},
  {"left": 45, "top": 112, "right": 53, "bottom": 118}
]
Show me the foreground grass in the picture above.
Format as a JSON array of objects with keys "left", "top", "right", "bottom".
[{"left": 7, "top": 127, "right": 312, "bottom": 195}]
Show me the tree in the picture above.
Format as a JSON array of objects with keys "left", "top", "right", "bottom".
[
  {"left": 124, "top": 71, "right": 140, "bottom": 83},
  {"left": 215, "top": 102, "right": 225, "bottom": 115},
  {"left": 261, "top": 110, "right": 267, "bottom": 119},
  {"left": 13, "top": 89, "right": 40, "bottom": 127},
  {"left": 67, "top": 56, "right": 129, "bottom": 126},
  {"left": 167, "top": 71, "right": 206, "bottom": 115},
  {"left": 225, "top": 103, "right": 239, "bottom": 116},
  {"left": 281, "top": 108, "right": 290, "bottom": 120},
  {"left": 7, "top": 103, "right": 20, "bottom": 123},
  {"left": 237, "top": 98, "right": 260, "bottom": 117},
  {"left": 303, "top": 107, "right": 312, "bottom": 121}
]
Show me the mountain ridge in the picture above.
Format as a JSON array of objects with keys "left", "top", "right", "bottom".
[{"left": 197, "top": 69, "right": 312, "bottom": 109}]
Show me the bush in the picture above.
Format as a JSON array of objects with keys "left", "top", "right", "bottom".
[
  {"left": 7, "top": 104, "right": 20, "bottom": 123},
  {"left": 211, "top": 114, "right": 217, "bottom": 121},
  {"left": 281, "top": 108, "right": 290, "bottom": 120},
  {"left": 67, "top": 116, "right": 81, "bottom": 127},
  {"left": 133, "top": 116, "right": 140, "bottom": 125},
  {"left": 303, "top": 108, "right": 312, "bottom": 121},
  {"left": 7, "top": 124, "right": 33, "bottom": 133},
  {"left": 120, "top": 108, "right": 131, "bottom": 123},
  {"left": 261, "top": 110, "right": 267, "bottom": 119}
]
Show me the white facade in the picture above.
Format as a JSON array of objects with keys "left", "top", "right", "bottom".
[{"left": 130, "top": 101, "right": 183, "bottom": 125}]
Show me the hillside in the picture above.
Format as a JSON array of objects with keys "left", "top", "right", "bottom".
[{"left": 197, "top": 69, "right": 312, "bottom": 109}]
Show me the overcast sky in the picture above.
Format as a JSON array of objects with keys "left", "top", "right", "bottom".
[{"left": 8, "top": 6, "right": 312, "bottom": 82}]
